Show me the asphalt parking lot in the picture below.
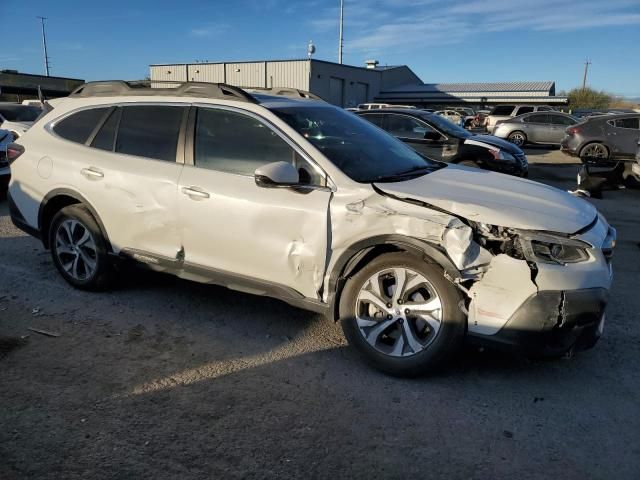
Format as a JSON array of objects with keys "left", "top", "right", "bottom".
[{"left": 1, "top": 149, "right": 639, "bottom": 480}]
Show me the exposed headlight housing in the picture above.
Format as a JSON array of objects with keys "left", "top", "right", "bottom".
[
  {"left": 489, "top": 149, "right": 516, "bottom": 161},
  {"left": 520, "top": 234, "right": 590, "bottom": 265}
]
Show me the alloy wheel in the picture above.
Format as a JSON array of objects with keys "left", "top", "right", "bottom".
[
  {"left": 354, "top": 267, "right": 442, "bottom": 357},
  {"left": 508, "top": 132, "right": 526, "bottom": 146},
  {"left": 54, "top": 219, "right": 98, "bottom": 281},
  {"left": 582, "top": 143, "right": 608, "bottom": 159}
]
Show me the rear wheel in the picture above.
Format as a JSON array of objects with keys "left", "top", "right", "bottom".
[
  {"left": 49, "top": 204, "right": 115, "bottom": 291},
  {"left": 340, "top": 253, "right": 465, "bottom": 376},
  {"left": 580, "top": 143, "right": 609, "bottom": 161},
  {"left": 507, "top": 131, "right": 527, "bottom": 146}
]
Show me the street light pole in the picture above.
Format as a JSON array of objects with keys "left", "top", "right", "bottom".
[
  {"left": 338, "top": 0, "right": 344, "bottom": 64},
  {"left": 37, "top": 16, "right": 50, "bottom": 76}
]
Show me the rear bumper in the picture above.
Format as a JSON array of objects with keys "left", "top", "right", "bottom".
[
  {"left": 468, "top": 288, "right": 608, "bottom": 356},
  {"left": 7, "top": 190, "right": 41, "bottom": 240}
]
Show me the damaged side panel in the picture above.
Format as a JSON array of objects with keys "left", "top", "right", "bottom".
[{"left": 324, "top": 188, "right": 493, "bottom": 302}]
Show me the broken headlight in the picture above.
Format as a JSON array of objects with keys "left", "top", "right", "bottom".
[{"left": 520, "top": 235, "right": 590, "bottom": 265}]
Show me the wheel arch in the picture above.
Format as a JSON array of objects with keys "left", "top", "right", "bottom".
[
  {"left": 39, "top": 188, "right": 112, "bottom": 251},
  {"left": 579, "top": 141, "right": 610, "bottom": 158},
  {"left": 326, "top": 235, "right": 460, "bottom": 321}
]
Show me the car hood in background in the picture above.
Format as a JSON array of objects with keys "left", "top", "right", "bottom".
[
  {"left": 374, "top": 165, "right": 596, "bottom": 233},
  {"left": 0, "top": 121, "right": 33, "bottom": 133},
  {"left": 465, "top": 134, "right": 524, "bottom": 155}
]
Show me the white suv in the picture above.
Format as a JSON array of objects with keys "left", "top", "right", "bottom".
[
  {"left": 486, "top": 105, "right": 554, "bottom": 134},
  {"left": 7, "top": 81, "right": 615, "bottom": 376}
]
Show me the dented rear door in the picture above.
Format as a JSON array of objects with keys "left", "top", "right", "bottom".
[{"left": 177, "top": 106, "right": 331, "bottom": 299}]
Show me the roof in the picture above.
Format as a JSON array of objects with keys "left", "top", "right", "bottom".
[{"left": 382, "top": 81, "right": 555, "bottom": 94}]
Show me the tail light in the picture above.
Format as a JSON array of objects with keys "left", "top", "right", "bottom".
[
  {"left": 566, "top": 127, "right": 580, "bottom": 135},
  {"left": 6, "top": 143, "right": 25, "bottom": 165}
]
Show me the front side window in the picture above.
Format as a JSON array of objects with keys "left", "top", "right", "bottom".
[
  {"left": 386, "top": 115, "right": 430, "bottom": 139},
  {"left": 115, "top": 105, "right": 185, "bottom": 161},
  {"left": 194, "top": 107, "right": 324, "bottom": 185},
  {"left": 271, "top": 105, "right": 443, "bottom": 183},
  {"left": 613, "top": 117, "right": 640, "bottom": 130},
  {"left": 53, "top": 107, "right": 109, "bottom": 144},
  {"left": 524, "top": 114, "right": 549, "bottom": 124}
]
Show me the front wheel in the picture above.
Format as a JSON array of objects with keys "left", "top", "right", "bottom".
[
  {"left": 49, "top": 204, "right": 115, "bottom": 291},
  {"left": 340, "top": 253, "right": 465, "bottom": 377}
]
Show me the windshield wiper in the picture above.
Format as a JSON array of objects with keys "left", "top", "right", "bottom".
[{"left": 371, "top": 165, "right": 437, "bottom": 183}]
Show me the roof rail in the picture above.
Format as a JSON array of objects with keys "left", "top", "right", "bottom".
[
  {"left": 249, "top": 87, "right": 324, "bottom": 101},
  {"left": 69, "top": 80, "right": 258, "bottom": 103}
]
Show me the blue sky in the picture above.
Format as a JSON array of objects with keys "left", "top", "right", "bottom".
[{"left": 4, "top": 0, "right": 640, "bottom": 96}]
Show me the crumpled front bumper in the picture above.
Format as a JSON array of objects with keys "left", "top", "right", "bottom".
[{"left": 468, "top": 287, "right": 608, "bottom": 356}]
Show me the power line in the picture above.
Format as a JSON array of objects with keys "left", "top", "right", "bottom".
[
  {"left": 338, "top": 0, "right": 344, "bottom": 64},
  {"left": 582, "top": 58, "right": 591, "bottom": 89},
  {"left": 37, "top": 16, "right": 50, "bottom": 76}
]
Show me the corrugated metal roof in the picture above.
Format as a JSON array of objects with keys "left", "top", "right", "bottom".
[{"left": 382, "top": 81, "right": 555, "bottom": 94}]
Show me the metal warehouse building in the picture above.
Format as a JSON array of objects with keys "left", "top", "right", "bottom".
[
  {"left": 150, "top": 59, "right": 420, "bottom": 107},
  {"left": 149, "top": 59, "right": 566, "bottom": 108},
  {"left": 375, "top": 81, "right": 567, "bottom": 107},
  {"left": 0, "top": 70, "right": 84, "bottom": 102}
]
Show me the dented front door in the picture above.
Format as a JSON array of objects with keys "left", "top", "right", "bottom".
[{"left": 177, "top": 106, "right": 331, "bottom": 299}]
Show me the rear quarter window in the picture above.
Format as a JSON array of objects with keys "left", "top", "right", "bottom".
[
  {"left": 490, "top": 106, "right": 515, "bottom": 116},
  {"left": 53, "top": 107, "right": 110, "bottom": 144}
]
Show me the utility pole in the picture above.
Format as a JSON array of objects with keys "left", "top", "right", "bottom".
[
  {"left": 338, "top": 0, "right": 344, "bottom": 64},
  {"left": 37, "top": 16, "right": 50, "bottom": 76},
  {"left": 582, "top": 58, "right": 591, "bottom": 90}
]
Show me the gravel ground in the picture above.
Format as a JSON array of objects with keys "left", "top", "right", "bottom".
[{"left": 1, "top": 151, "right": 639, "bottom": 479}]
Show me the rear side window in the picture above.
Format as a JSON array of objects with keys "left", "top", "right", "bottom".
[
  {"left": 490, "top": 106, "right": 515, "bottom": 116},
  {"left": 53, "top": 107, "right": 109, "bottom": 144},
  {"left": 549, "top": 114, "right": 576, "bottom": 126},
  {"left": 516, "top": 106, "right": 535, "bottom": 115},
  {"left": 361, "top": 113, "right": 385, "bottom": 128},
  {"left": 91, "top": 108, "right": 120, "bottom": 151},
  {"left": 613, "top": 117, "right": 640, "bottom": 130},
  {"left": 116, "top": 106, "right": 185, "bottom": 161}
]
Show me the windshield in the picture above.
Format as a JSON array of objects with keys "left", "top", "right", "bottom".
[
  {"left": 422, "top": 113, "right": 472, "bottom": 138},
  {"left": 0, "top": 105, "right": 42, "bottom": 122},
  {"left": 271, "top": 105, "right": 443, "bottom": 183}
]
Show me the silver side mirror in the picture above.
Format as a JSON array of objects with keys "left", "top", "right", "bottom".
[{"left": 254, "top": 161, "right": 299, "bottom": 188}]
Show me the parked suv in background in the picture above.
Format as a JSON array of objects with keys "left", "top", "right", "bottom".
[
  {"left": 485, "top": 104, "right": 554, "bottom": 134},
  {"left": 8, "top": 81, "right": 615, "bottom": 376}
]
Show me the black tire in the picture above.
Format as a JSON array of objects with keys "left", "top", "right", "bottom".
[
  {"left": 579, "top": 142, "right": 609, "bottom": 162},
  {"left": 507, "top": 130, "right": 527, "bottom": 147},
  {"left": 340, "top": 252, "right": 465, "bottom": 377},
  {"left": 49, "top": 204, "right": 115, "bottom": 291}
]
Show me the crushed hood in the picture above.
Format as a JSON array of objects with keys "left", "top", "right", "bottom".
[{"left": 374, "top": 165, "right": 597, "bottom": 233}]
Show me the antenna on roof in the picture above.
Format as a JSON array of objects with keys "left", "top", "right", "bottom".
[
  {"left": 338, "top": 0, "right": 344, "bottom": 64},
  {"left": 307, "top": 40, "right": 316, "bottom": 59}
]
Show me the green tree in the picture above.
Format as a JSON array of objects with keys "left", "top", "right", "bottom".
[{"left": 567, "top": 87, "right": 612, "bottom": 109}]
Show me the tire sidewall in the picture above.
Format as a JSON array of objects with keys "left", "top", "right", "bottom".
[
  {"left": 508, "top": 131, "right": 526, "bottom": 146},
  {"left": 49, "top": 205, "right": 111, "bottom": 290},
  {"left": 340, "top": 252, "right": 465, "bottom": 376}
]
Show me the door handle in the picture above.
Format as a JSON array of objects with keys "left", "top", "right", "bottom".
[
  {"left": 81, "top": 167, "right": 104, "bottom": 179},
  {"left": 181, "top": 186, "right": 210, "bottom": 199}
]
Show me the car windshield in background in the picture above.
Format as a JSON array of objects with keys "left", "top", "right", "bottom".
[
  {"left": 0, "top": 105, "right": 42, "bottom": 122},
  {"left": 423, "top": 113, "right": 472, "bottom": 138},
  {"left": 271, "top": 105, "right": 443, "bottom": 183}
]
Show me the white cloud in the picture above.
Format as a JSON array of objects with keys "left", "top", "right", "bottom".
[
  {"left": 189, "top": 23, "right": 229, "bottom": 38},
  {"left": 309, "top": 0, "right": 640, "bottom": 56}
]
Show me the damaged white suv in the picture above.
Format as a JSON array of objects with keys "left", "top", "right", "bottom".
[{"left": 7, "top": 81, "right": 615, "bottom": 376}]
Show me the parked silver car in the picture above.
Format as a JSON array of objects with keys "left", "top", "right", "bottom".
[
  {"left": 485, "top": 104, "right": 554, "bottom": 133},
  {"left": 493, "top": 112, "right": 578, "bottom": 146}
]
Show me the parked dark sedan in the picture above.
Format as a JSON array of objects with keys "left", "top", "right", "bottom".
[
  {"left": 561, "top": 113, "right": 640, "bottom": 165},
  {"left": 356, "top": 109, "right": 528, "bottom": 176}
]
